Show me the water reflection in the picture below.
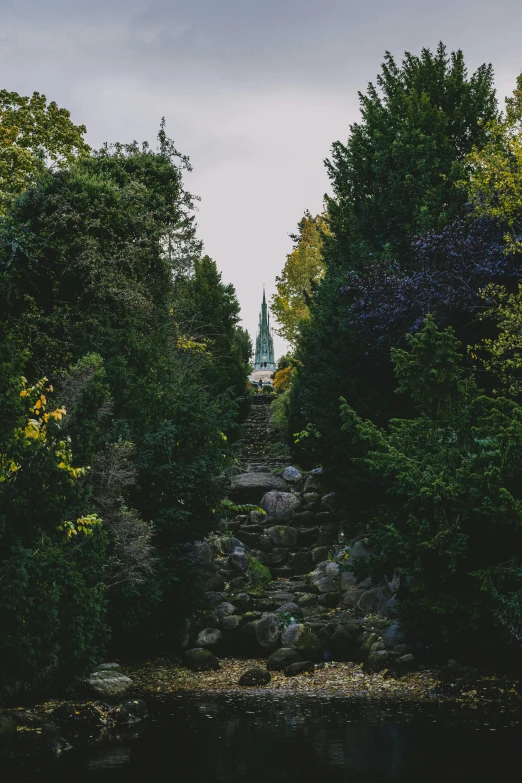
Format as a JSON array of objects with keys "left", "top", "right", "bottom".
[{"left": 3, "top": 694, "right": 521, "bottom": 782}]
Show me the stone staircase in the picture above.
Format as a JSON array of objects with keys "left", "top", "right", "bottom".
[
  {"left": 184, "top": 398, "right": 410, "bottom": 676},
  {"left": 238, "top": 395, "right": 290, "bottom": 471}
]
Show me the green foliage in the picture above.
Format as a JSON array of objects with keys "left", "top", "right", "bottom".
[
  {"left": 0, "top": 89, "right": 89, "bottom": 214},
  {"left": 326, "top": 43, "right": 497, "bottom": 272},
  {"left": 471, "top": 284, "right": 522, "bottom": 398},
  {"left": 271, "top": 212, "right": 327, "bottom": 346},
  {"left": 0, "top": 122, "right": 247, "bottom": 688},
  {"left": 246, "top": 554, "right": 272, "bottom": 590},
  {"left": 466, "top": 75, "right": 522, "bottom": 255},
  {"left": 220, "top": 499, "right": 266, "bottom": 516},
  {"left": 340, "top": 317, "right": 522, "bottom": 646}
]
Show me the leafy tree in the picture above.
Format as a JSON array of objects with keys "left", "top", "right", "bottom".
[
  {"left": 176, "top": 255, "right": 251, "bottom": 425},
  {"left": 472, "top": 283, "right": 522, "bottom": 397},
  {"left": 0, "top": 90, "right": 89, "bottom": 214},
  {"left": 340, "top": 317, "right": 522, "bottom": 649},
  {"left": 325, "top": 43, "right": 498, "bottom": 272},
  {"left": 467, "top": 75, "right": 522, "bottom": 255},
  {"left": 271, "top": 212, "right": 327, "bottom": 346},
  {"left": 0, "top": 342, "right": 108, "bottom": 691},
  {"left": 0, "top": 130, "right": 239, "bottom": 663}
]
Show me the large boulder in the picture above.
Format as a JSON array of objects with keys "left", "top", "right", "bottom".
[
  {"left": 303, "top": 469, "right": 324, "bottom": 493},
  {"left": 185, "top": 648, "right": 220, "bottom": 671},
  {"left": 357, "top": 587, "right": 389, "bottom": 616},
  {"left": 215, "top": 602, "right": 237, "bottom": 618},
  {"left": 255, "top": 614, "right": 281, "bottom": 649},
  {"left": 281, "top": 623, "right": 323, "bottom": 662},
  {"left": 266, "top": 525, "right": 298, "bottom": 548},
  {"left": 283, "top": 466, "right": 303, "bottom": 483},
  {"left": 329, "top": 624, "right": 356, "bottom": 661},
  {"left": 267, "top": 647, "right": 304, "bottom": 671},
  {"left": 285, "top": 661, "right": 315, "bottom": 676},
  {"left": 86, "top": 670, "right": 133, "bottom": 698},
  {"left": 230, "top": 547, "right": 248, "bottom": 571},
  {"left": 230, "top": 473, "right": 287, "bottom": 503},
  {"left": 310, "top": 561, "right": 341, "bottom": 593},
  {"left": 196, "top": 628, "right": 224, "bottom": 650},
  {"left": 363, "top": 650, "right": 390, "bottom": 673},
  {"left": 239, "top": 668, "right": 271, "bottom": 686},
  {"left": 262, "top": 493, "right": 301, "bottom": 523},
  {"left": 290, "top": 551, "right": 313, "bottom": 575}
]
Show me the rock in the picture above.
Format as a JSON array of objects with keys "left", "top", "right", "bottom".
[
  {"left": 255, "top": 613, "right": 281, "bottom": 649},
  {"left": 290, "top": 551, "right": 313, "bottom": 574},
  {"left": 221, "top": 615, "right": 241, "bottom": 631},
  {"left": 281, "top": 623, "right": 323, "bottom": 662},
  {"left": 231, "top": 592, "right": 254, "bottom": 611},
  {"left": 87, "top": 671, "right": 133, "bottom": 698},
  {"left": 113, "top": 699, "right": 148, "bottom": 725},
  {"left": 267, "top": 647, "right": 304, "bottom": 671},
  {"left": 283, "top": 466, "right": 303, "bottom": 483},
  {"left": 393, "top": 644, "right": 412, "bottom": 655},
  {"left": 230, "top": 547, "right": 248, "bottom": 571},
  {"left": 196, "top": 628, "right": 224, "bottom": 650},
  {"left": 318, "top": 591, "right": 341, "bottom": 608},
  {"left": 342, "top": 588, "right": 366, "bottom": 608},
  {"left": 239, "top": 668, "right": 271, "bottom": 686},
  {"left": 262, "top": 493, "right": 301, "bottom": 523},
  {"left": 293, "top": 511, "right": 316, "bottom": 526},
  {"left": 303, "top": 492, "right": 320, "bottom": 505},
  {"left": 236, "top": 530, "right": 262, "bottom": 548},
  {"left": 381, "top": 622, "right": 406, "bottom": 647},
  {"left": 320, "top": 493, "right": 339, "bottom": 511},
  {"left": 354, "top": 632, "right": 379, "bottom": 662},
  {"left": 192, "top": 541, "right": 214, "bottom": 565},
  {"left": 249, "top": 509, "right": 266, "bottom": 524},
  {"left": 221, "top": 536, "right": 243, "bottom": 554},
  {"left": 389, "top": 654, "right": 416, "bottom": 674},
  {"left": 311, "top": 561, "right": 341, "bottom": 593},
  {"left": 253, "top": 465, "right": 271, "bottom": 473},
  {"left": 230, "top": 473, "right": 287, "bottom": 503},
  {"left": 266, "top": 525, "right": 298, "bottom": 548},
  {"left": 229, "top": 576, "right": 249, "bottom": 590},
  {"left": 297, "top": 527, "right": 319, "bottom": 547},
  {"left": 363, "top": 650, "right": 390, "bottom": 673},
  {"left": 285, "top": 661, "right": 315, "bottom": 676},
  {"left": 95, "top": 662, "right": 123, "bottom": 673},
  {"left": 261, "top": 547, "right": 289, "bottom": 566},
  {"left": 205, "top": 573, "right": 226, "bottom": 592},
  {"left": 304, "top": 470, "right": 323, "bottom": 493},
  {"left": 257, "top": 535, "right": 275, "bottom": 552},
  {"left": 312, "top": 546, "right": 330, "bottom": 564},
  {"left": 340, "top": 568, "right": 357, "bottom": 590},
  {"left": 215, "top": 602, "right": 237, "bottom": 618},
  {"left": 329, "top": 625, "right": 356, "bottom": 661},
  {"left": 297, "top": 593, "right": 317, "bottom": 607},
  {"left": 185, "top": 648, "right": 220, "bottom": 671},
  {"left": 357, "top": 587, "right": 389, "bottom": 616},
  {"left": 203, "top": 591, "right": 229, "bottom": 608},
  {"left": 50, "top": 704, "right": 102, "bottom": 732}
]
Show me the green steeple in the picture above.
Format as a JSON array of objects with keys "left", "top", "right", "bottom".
[{"left": 254, "top": 288, "right": 275, "bottom": 371}]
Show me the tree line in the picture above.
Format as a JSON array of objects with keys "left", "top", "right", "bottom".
[
  {"left": 0, "top": 94, "right": 252, "bottom": 693},
  {"left": 273, "top": 43, "right": 522, "bottom": 658}
]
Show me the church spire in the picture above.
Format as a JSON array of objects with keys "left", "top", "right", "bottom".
[{"left": 254, "top": 287, "right": 276, "bottom": 372}]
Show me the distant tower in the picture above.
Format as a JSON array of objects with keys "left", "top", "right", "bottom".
[{"left": 251, "top": 288, "right": 276, "bottom": 384}]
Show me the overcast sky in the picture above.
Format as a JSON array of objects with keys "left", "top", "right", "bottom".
[{"left": 1, "top": 0, "right": 521, "bottom": 358}]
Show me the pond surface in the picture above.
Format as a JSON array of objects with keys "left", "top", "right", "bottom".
[{"left": 4, "top": 694, "right": 522, "bottom": 782}]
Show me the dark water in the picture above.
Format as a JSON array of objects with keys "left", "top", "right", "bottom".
[{"left": 4, "top": 694, "right": 522, "bottom": 782}]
